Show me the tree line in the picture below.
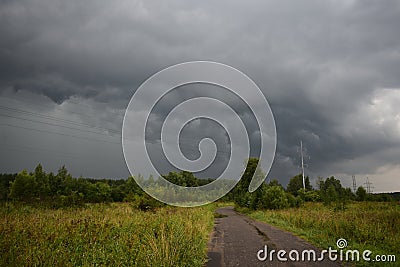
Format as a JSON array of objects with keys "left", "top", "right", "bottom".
[
  {"left": 0, "top": 164, "right": 213, "bottom": 209},
  {"left": 0, "top": 160, "right": 398, "bottom": 210},
  {"left": 227, "top": 158, "right": 398, "bottom": 211}
]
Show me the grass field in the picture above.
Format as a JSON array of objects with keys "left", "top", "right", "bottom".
[
  {"left": 238, "top": 202, "right": 399, "bottom": 266},
  {"left": 0, "top": 202, "right": 216, "bottom": 267},
  {"left": 2, "top": 200, "right": 398, "bottom": 266}
]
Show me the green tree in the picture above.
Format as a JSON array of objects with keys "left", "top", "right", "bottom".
[
  {"left": 286, "top": 192, "right": 303, "bottom": 208},
  {"left": 287, "top": 174, "right": 312, "bottom": 196},
  {"left": 233, "top": 158, "right": 265, "bottom": 207},
  {"left": 323, "top": 184, "right": 338, "bottom": 205},
  {"left": 57, "top": 165, "right": 74, "bottom": 195},
  {"left": 95, "top": 182, "right": 111, "bottom": 202},
  {"left": 297, "top": 188, "right": 321, "bottom": 202},
  {"left": 47, "top": 172, "right": 57, "bottom": 196},
  {"left": 268, "top": 179, "right": 283, "bottom": 188},
  {"left": 356, "top": 186, "right": 367, "bottom": 201},
  {"left": 111, "top": 185, "right": 125, "bottom": 202},
  {"left": 9, "top": 170, "right": 38, "bottom": 201},
  {"left": 34, "top": 164, "right": 50, "bottom": 200},
  {"left": 250, "top": 183, "right": 268, "bottom": 210},
  {"left": 319, "top": 176, "right": 353, "bottom": 208},
  {"left": 261, "top": 186, "right": 289, "bottom": 210},
  {"left": 319, "top": 176, "right": 342, "bottom": 193},
  {"left": 124, "top": 176, "right": 143, "bottom": 196},
  {"left": 180, "top": 171, "right": 198, "bottom": 187},
  {"left": 123, "top": 176, "right": 145, "bottom": 202},
  {"left": 0, "top": 173, "right": 16, "bottom": 201}
]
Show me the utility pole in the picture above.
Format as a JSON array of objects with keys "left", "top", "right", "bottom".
[
  {"left": 300, "top": 140, "right": 305, "bottom": 190},
  {"left": 352, "top": 175, "right": 357, "bottom": 193}
]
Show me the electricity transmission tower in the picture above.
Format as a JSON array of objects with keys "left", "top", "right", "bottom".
[
  {"left": 364, "top": 177, "right": 374, "bottom": 194},
  {"left": 352, "top": 175, "right": 357, "bottom": 193}
]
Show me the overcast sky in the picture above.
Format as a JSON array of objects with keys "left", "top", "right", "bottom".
[{"left": 1, "top": 0, "right": 400, "bottom": 192}]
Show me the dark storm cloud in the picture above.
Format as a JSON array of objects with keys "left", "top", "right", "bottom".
[
  {"left": 143, "top": 83, "right": 262, "bottom": 178},
  {"left": 1, "top": 0, "right": 400, "bottom": 191}
]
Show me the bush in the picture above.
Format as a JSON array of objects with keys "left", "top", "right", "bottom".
[
  {"left": 297, "top": 189, "right": 321, "bottom": 202},
  {"left": 9, "top": 170, "right": 37, "bottom": 202},
  {"left": 51, "top": 192, "right": 85, "bottom": 208},
  {"left": 261, "top": 186, "right": 289, "bottom": 210},
  {"left": 286, "top": 193, "right": 303, "bottom": 208},
  {"left": 130, "top": 194, "right": 165, "bottom": 211}
]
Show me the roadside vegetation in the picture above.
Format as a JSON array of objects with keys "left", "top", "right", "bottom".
[
  {"left": 227, "top": 159, "right": 398, "bottom": 212},
  {"left": 240, "top": 202, "right": 399, "bottom": 266},
  {"left": 0, "top": 202, "right": 215, "bottom": 267},
  {"left": 0, "top": 164, "right": 220, "bottom": 266},
  {"left": 230, "top": 158, "right": 399, "bottom": 266}
]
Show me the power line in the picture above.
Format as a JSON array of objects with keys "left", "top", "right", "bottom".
[
  {"left": 1, "top": 112, "right": 232, "bottom": 155},
  {"left": 1, "top": 119, "right": 230, "bottom": 155},
  {"left": 0, "top": 100, "right": 235, "bottom": 157},
  {"left": 1, "top": 143, "right": 90, "bottom": 160},
  {"left": 0, "top": 123, "right": 121, "bottom": 145},
  {"left": 66, "top": 98, "right": 124, "bottom": 117},
  {"left": 0, "top": 113, "right": 121, "bottom": 137},
  {"left": 0, "top": 105, "right": 121, "bottom": 134},
  {"left": 0, "top": 95, "right": 124, "bottom": 120}
]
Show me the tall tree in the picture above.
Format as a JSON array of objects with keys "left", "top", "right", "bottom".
[
  {"left": 9, "top": 170, "right": 38, "bottom": 201},
  {"left": 34, "top": 164, "right": 50, "bottom": 199},
  {"left": 232, "top": 158, "right": 265, "bottom": 207},
  {"left": 356, "top": 186, "right": 367, "bottom": 201},
  {"left": 287, "top": 174, "right": 312, "bottom": 196}
]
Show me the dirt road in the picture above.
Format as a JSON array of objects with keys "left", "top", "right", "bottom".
[{"left": 207, "top": 206, "right": 342, "bottom": 267}]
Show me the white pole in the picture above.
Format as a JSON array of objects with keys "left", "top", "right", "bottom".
[{"left": 301, "top": 140, "right": 305, "bottom": 190}]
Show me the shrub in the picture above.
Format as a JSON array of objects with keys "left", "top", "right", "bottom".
[
  {"left": 261, "top": 186, "right": 289, "bottom": 210},
  {"left": 297, "top": 189, "right": 321, "bottom": 202},
  {"left": 286, "top": 193, "right": 303, "bottom": 208},
  {"left": 130, "top": 194, "right": 165, "bottom": 211}
]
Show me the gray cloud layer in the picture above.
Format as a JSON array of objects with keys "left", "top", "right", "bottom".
[{"left": 1, "top": 0, "right": 400, "bottom": 191}]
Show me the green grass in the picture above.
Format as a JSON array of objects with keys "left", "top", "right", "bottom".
[
  {"left": 0, "top": 202, "right": 216, "bottom": 267},
  {"left": 237, "top": 202, "right": 399, "bottom": 266}
]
